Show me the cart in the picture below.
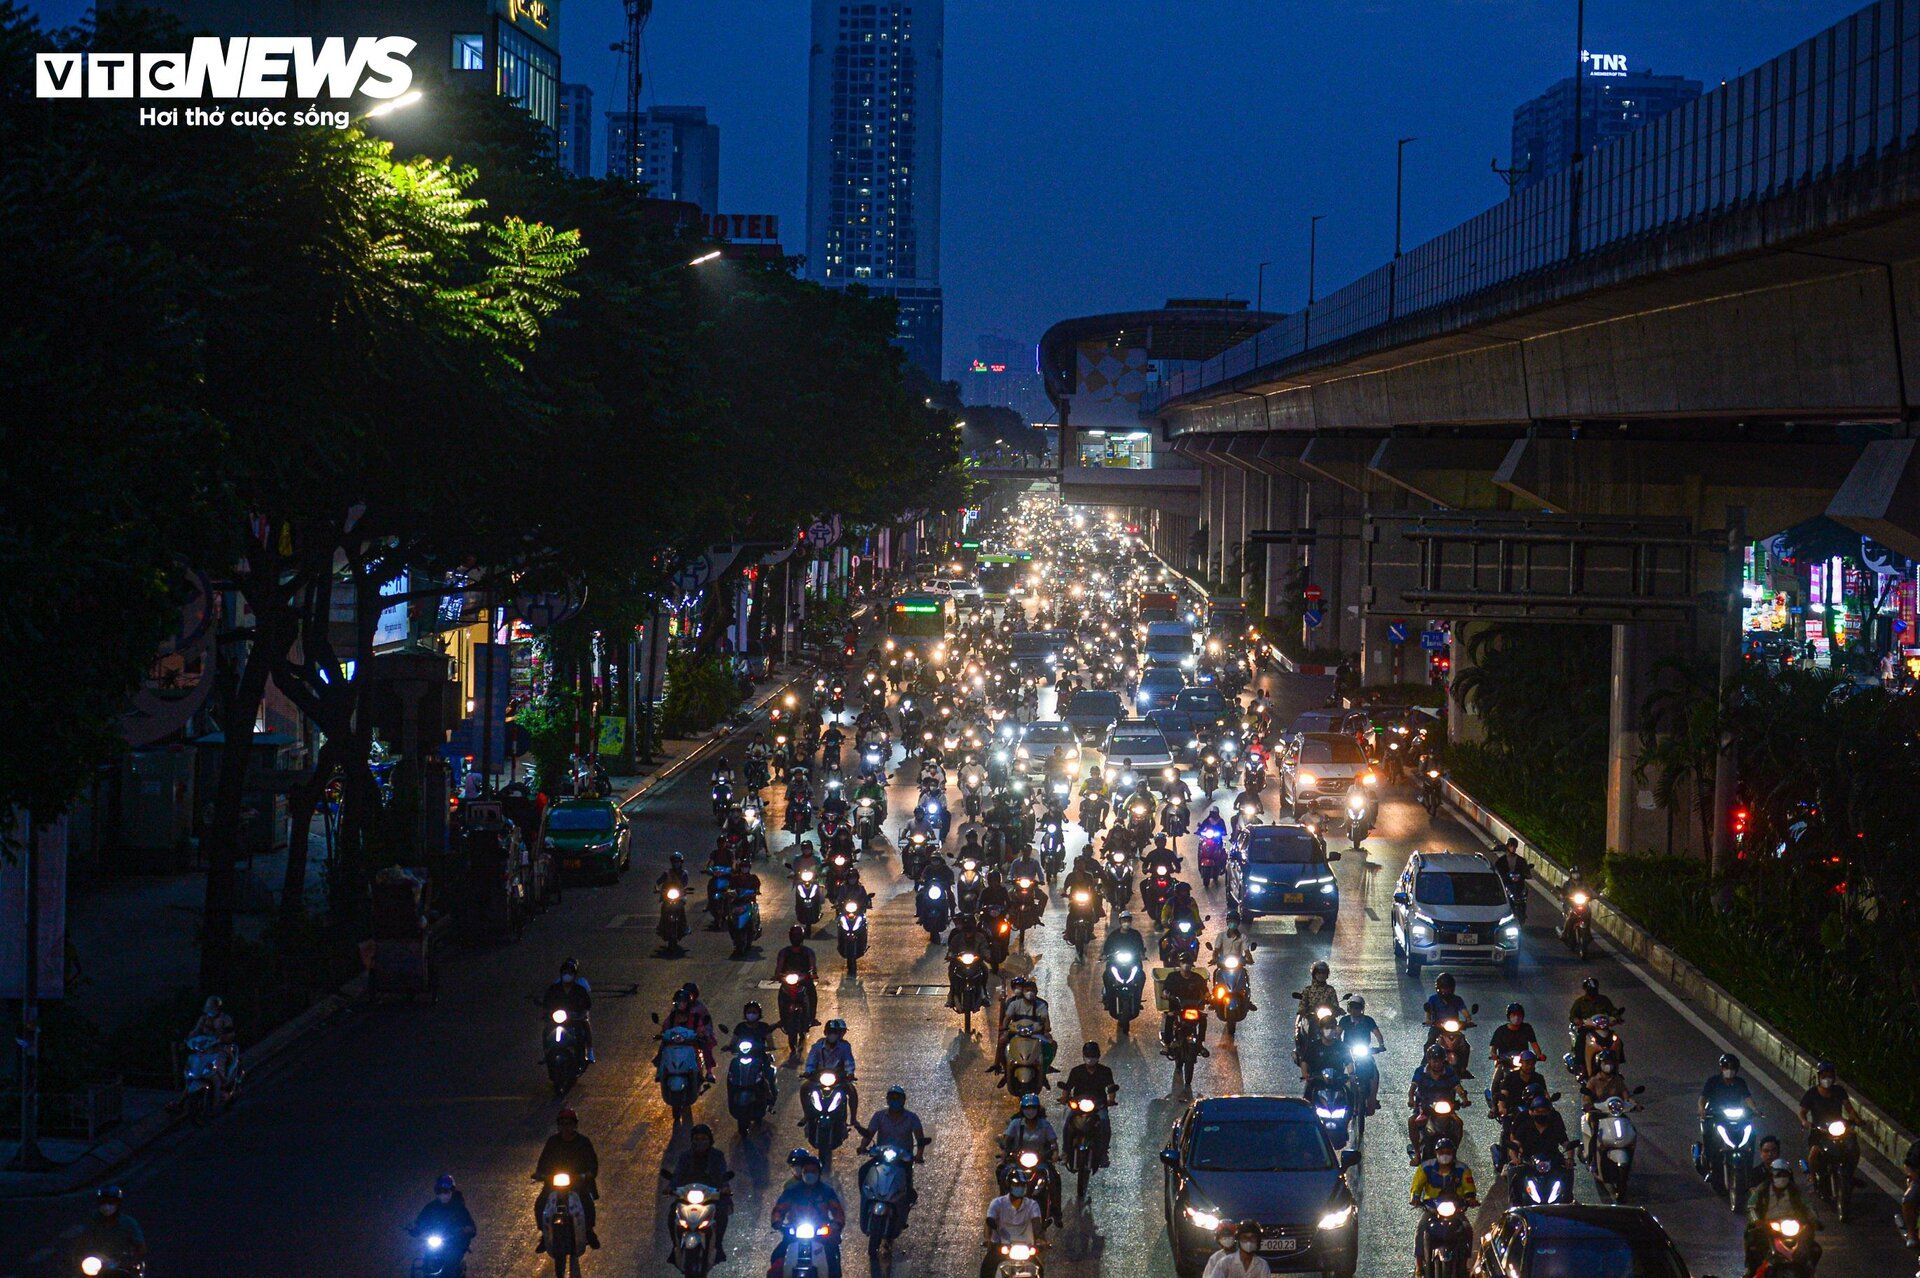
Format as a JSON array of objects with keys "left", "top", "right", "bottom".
[{"left": 365, "top": 867, "right": 437, "bottom": 1003}]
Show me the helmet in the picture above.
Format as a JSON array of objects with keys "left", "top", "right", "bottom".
[
  {"left": 1581, "top": 976, "right": 1598, "bottom": 996},
  {"left": 1517, "top": 1050, "right": 1538, "bottom": 1064},
  {"left": 1528, "top": 1095, "right": 1552, "bottom": 1114},
  {"left": 560, "top": 958, "right": 580, "bottom": 976},
  {"left": 556, "top": 1107, "right": 579, "bottom": 1125},
  {"left": 1235, "top": 1220, "right": 1261, "bottom": 1241},
  {"left": 789, "top": 1148, "right": 821, "bottom": 1168},
  {"left": 690, "top": 1123, "right": 714, "bottom": 1141},
  {"left": 1310, "top": 960, "right": 1330, "bottom": 979},
  {"left": 1344, "top": 994, "right": 1365, "bottom": 1013},
  {"left": 1424, "top": 1043, "right": 1449, "bottom": 1064},
  {"left": 826, "top": 1018, "right": 847, "bottom": 1033},
  {"left": 1434, "top": 972, "right": 1455, "bottom": 993},
  {"left": 1019, "top": 1093, "right": 1041, "bottom": 1110},
  {"left": 886, "top": 1085, "right": 906, "bottom": 1103},
  {"left": 1118, "top": 911, "right": 1133, "bottom": 924},
  {"left": 1815, "top": 1061, "right": 1837, "bottom": 1079},
  {"left": 1083, "top": 1040, "right": 1101, "bottom": 1059},
  {"left": 1506, "top": 1002, "right": 1525, "bottom": 1018},
  {"left": 435, "top": 1173, "right": 457, "bottom": 1192},
  {"left": 1225, "top": 911, "right": 1241, "bottom": 927},
  {"left": 1769, "top": 1158, "right": 1792, "bottom": 1175},
  {"left": 1594, "top": 1050, "right": 1616, "bottom": 1068},
  {"left": 96, "top": 1185, "right": 125, "bottom": 1204},
  {"left": 743, "top": 1000, "right": 764, "bottom": 1018},
  {"left": 202, "top": 995, "right": 223, "bottom": 1017},
  {"left": 670, "top": 851, "right": 685, "bottom": 864},
  {"left": 1433, "top": 1137, "right": 1456, "bottom": 1153},
  {"left": 681, "top": 981, "right": 701, "bottom": 1002},
  {"left": 790, "top": 924, "right": 807, "bottom": 945},
  {"left": 1719, "top": 1053, "right": 1739, "bottom": 1071}
]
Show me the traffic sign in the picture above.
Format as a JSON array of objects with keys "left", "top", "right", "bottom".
[
  {"left": 1303, "top": 606, "right": 1324, "bottom": 629},
  {"left": 1420, "top": 627, "right": 1448, "bottom": 651},
  {"left": 1302, "top": 583, "right": 1324, "bottom": 604},
  {"left": 1386, "top": 620, "right": 1409, "bottom": 644},
  {"left": 672, "top": 556, "right": 713, "bottom": 594},
  {"left": 808, "top": 521, "right": 836, "bottom": 546}
]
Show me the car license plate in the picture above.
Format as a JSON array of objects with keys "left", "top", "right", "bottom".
[
  {"left": 1262, "top": 1234, "right": 1298, "bottom": 1252},
  {"left": 1457, "top": 932, "right": 1478, "bottom": 945},
  {"left": 1282, "top": 892, "right": 1305, "bottom": 904},
  {"left": 564, "top": 859, "right": 582, "bottom": 869}
]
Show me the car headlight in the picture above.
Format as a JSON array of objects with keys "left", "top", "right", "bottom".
[
  {"left": 1184, "top": 1206, "right": 1222, "bottom": 1231},
  {"left": 1298, "top": 771, "right": 1318, "bottom": 787}
]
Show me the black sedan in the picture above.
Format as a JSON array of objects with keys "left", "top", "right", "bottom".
[
  {"left": 1161, "top": 1096, "right": 1359, "bottom": 1277},
  {"left": 1472, "top": 1205, "right": 1695, "bottom": 1277}
]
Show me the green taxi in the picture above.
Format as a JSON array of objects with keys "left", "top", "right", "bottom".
[{"left": 544, "top": 798, "right": 631, "bottom": 883}]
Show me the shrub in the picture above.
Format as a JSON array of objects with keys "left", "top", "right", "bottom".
[{"left": 659, "top": 654, "right": 740, "bottom": 737}]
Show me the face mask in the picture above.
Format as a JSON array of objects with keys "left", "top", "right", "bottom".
[
  {"left": 437, "top": 1191, "right": 453, "bottom": 1203},
  {"left": 1722, "top": 1069, "right": 1734, "bottom": 1080},
  {"left": 1438, "top": 1154, "right": 1454, "bottom": 1166},
  {"left": 802, "top": 1171, "right": 820, "bottom": 1186},
  {"left": 1010, "top": 1188, "right": 1026, "bottom": 1200},
  {"left": 100, "top": 1204, "right": 117, "bottom": 1217},
  {"left": 1239, "top": 1240, "right": 1257, "bottom": 1253},
  {"left": 889, "top": 1099, "right": 904, "bottom": 1112},
  {"left": 1602, "top": 1064, "right": 1614, "bottom": 1073},
  {"left": 1772, "top": 1176, "right": 1790, "bottom": 1189}
]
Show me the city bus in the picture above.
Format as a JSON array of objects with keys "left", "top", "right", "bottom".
[
  {"left": 977, "top": 551, "right": 1034, "bottom": 603},
  {"left": 885, "top": 591, "right": 954, "bottom": 657}
]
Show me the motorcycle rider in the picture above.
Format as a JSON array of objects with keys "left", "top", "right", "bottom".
[
  {"left": 1299, "top": 959, "right": 1340, "bottom": 1020},
  {"left": 1213, "top": 914, "right": 1255, "bottom": 975},
  {"left": 532, "top": 1108, "right": 599, "bottom": 1250},
  {"left": 946, "top": 911, "right": 991, "bottom": 1009},
  {"left": 1339, "top": 994, "right": 1386, "bottom": 1113},
  {"left": 978, "top": 866, "right": 1013, "bottom": 921},
  {"left": 1161, "top": 951, "right": 1212, "bottom": 1057},
  {"left": 1007, "top": 844, "right": 1047, "bottom": 893},
  {"left": 659, "top": 987, "right": 717, "bottom": 1082},
  {"left": 1408, "top": 1044, "right": 1463, "bottom": 1161},
  {"left": 993, "top": 975, "right": 1053, "bottom": 1075},
  {"left": 859, "top": 1084, "right": 931, "bottom": 1178},
  {"left": 1159, "top": 879, "right": 1202, "bottom": 937},
  {"left": 1196, "top": 803, "right": 1228, "bottom": 846},
  {"left": 168, "top": 994, "right": 239, "bottom": 1111},
  {"left": 543, "top": 959, "right": 594, "bottom": 1064},
  {"left": 804, "top": 1018, "right": 860, "bottom": 1124},
  {"left": 658, "top": 851, "right": 693, "bottom": 893},
  {"left": 980, "top": 1180, "right": 1046, "bottom": 1278},
  {"left": 1696, "top": 1053, "right": 1757, "bottom": 1169},
  {"left": 659, "top": 1123, "right": 733, "bottom": 1261},
  {"left": 1422, "top": 972, "right": 1469, "bottom": 1046},
  {"left": 1061, "top": 850, "right": 1104, "bottom": 909},
  {"left": 1744, "top": 1158, "right": 1821, "bottom": 1274},
  {"left": 1580, "top": 1051, "right": 1635, "bottom": 1162},
  {"left": 1103, "top": 910, "right": 1146, "bottom": 967},
  {"left": 1488, "top": 1002, "right": 1543, "bottom": 1070},
  {"left": 1493, "top": 1051, "right": 1549, "bottom": 1122},
  {"left": 1000, "top": 1094, "right": 1062, "bottom": 1226},
  {"left": 1408, "top": 1138, "right": 1478, "bottom": 1271},
  {"left": 1061, "top": 1040, "right": 1119, "bottom": 1171},
  {"left": 1798, "top": 1061, "right": 1861, "bottom": 1179},
  {"left": 1298, "top": 1015, "right": 1350, "bottom": 1087},
  {"left": 1505, "top": 1094, "right": 1576, "bottom": 1181},
  {"left": 820, "top": 721, "right": 845, "bottom": 772},
  {"left": 1567, "top": 976, "right": 1626, "bottom": 1072},
  {"left": 1198, "top": 1221, "right": 1241, "bottom": 1278},
  {"left": 770, "top": 1149, "right": 845, "bottom": 1278},
  {"left": 73, "top": 1187, "right": 146, "bottom": 1273},
  {"left": 1492, "top": 836, "right": 1529, "bottom": 899},
  {"left": 1142, "top": 832, "right": 1181, "bottom": 879},
  {"left": 775, "top": 926, "right": 820, "bottom": 1027},
  {"left": 408, "top": 1173, "right": 478, "bottom": 1269}
]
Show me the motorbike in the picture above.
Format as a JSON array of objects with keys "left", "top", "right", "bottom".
[
  {"left": 835, "top": 898, "right": 870, "bottom": 977},
  {"left": 917, "top": 794, "right": 947, "bottom": 847},
  {"left": 1752, "top": 1216, "right": 1817, "bottom": 1278},
  {"left": 1103, "top": 850, "right": 1134, "bottom": 919},
  {"left": 853, "top": 797, "right": 881, "bottom": 852},
  {"left": 740, "top": 801, "right": 770, "bottom": 859},
  {"left": 668, "top": 1182, "right": 723, "bottom": 1276},
  {"left": 1009, "top": 878, "right": 1045, "bottom": 941},
  {"left": 1078, "top": 791, "right": 1109, "bottom": 836},
  {"left": 785, "top": 793, "right": 814, "bottom": 836},
  {"left": 712, "top": 779, "right": 734, "bottom": 824},
  {"left": 777, "top": 972, "right": 816, "bottom": 1053},
  {"left": 1702, "top": 1099, "right": 1756, "bottom": 1212},
  {"left": 1808, "top": 1115, "right": 1860, "bottom": 1221},
  {"left": 1141, "top": 868, "right": 1176, "bottom": 920},
  {"left": 956, "top": 859, "right": 985, "bottom": 915},
  {"left": 1199, "top": 751, "right": 1220, "bottom": 797},
  {"left": 539, "top": 1173, "right": 590, "bottom": 1278},
  {"left": 1158, "top": 914, "right": 1201, "bottom": 966},
  {"left": 1344, "top": 790, "right": 1370, "bottom": 848},
  {"left": 772, "top": 1213, "right": 835, "bottom": 1278},
  {"left": 792, "top": 870, "right": 825, "bottom": 931},
  {"left": 915, "top": 877, "right": 953, "bottom": 938},
  {"left": 1102, "top": 946, "right": 1145, "bottom": 1034},
  {"left": 1038, "top": 818, "right": 1067, "bottom": 881},
  {"left": 1309, "top": 1065, "right": 1356, "bottom": 1150},
  {"left": 413, "top": 1224, "right": 459, "bottom": 1278},
  {"left": 727, "top": 886, "right": 762, "bottom": 958},
  {"left": 705, "top": 862, "right": 734, "bottom": 931},
  {"left": 950, "top": 948, "right": 989, "bottom": 1032},
  {"left": 1064, "top": 885, "right": 1100, "bottom": 958},
  {"left": 996, "top": 1148, "right": 1058, "bottom": 1229},
  {"left": 986, "top": 1241, "right": 1045, "bottom": 1278},
  {"left": 181, "top": 1033, "right": 240, "bottom": 1125},
  {"left": 1061, "top": 1094, "right": 1109, "bottom": 1198},
  {"left": 860, "top": 740, "right": 888, "bottom": 778},
  {"left": 1162, "top": 797, "right": 1190, "bottom": 838},
  {"left": 1196, "top": 828, "right": 1227, "bottom": 889},
  {"left": 1123, "top": 797, "right": 1154, "bottom": 842},
  {"left": 544, "top": 1008, "right": 586, "bottom": 1095},
  {"left": 659, "top": 882, "right": 691, "bottom": 952},
  {"left": 1166, "top": 1000, "right": 1207, "bottom": 1090},
  {"left": 1565, "top": 1014, "right": 1625, "bottom": 1082},
  {"left": 744, "top": 753, "right": 771, "bottom": 792},
  {"left": 726, "top": 1033, "right": 775, "bottom": 1134},
  {"left": 1348, "top": 1039, "right": 1381, "bottom": 1119},
  {"left": 1412, "top": 1096, "right": 1466, "bottom": 1163},
  {"left": 803, "top": 1069, "right": 852, "bottom": 1161},
  {"left": 1430, "top": 1005, "right": 1478, "bottom": 1076},
  {"left": 858, "top": 1145, "right": 914, "bottom": 1264},
  {"left": 1210, "top": 952, "right": 1251, "bottom": 1038},
  {"left": 1414, "top": 1196, "right": 1472, "bottom": 1278},
  {"left": 1562, "top": 885, "right": 1593, "bottom": 959},
  {"left": 900, "top": 828, "right": 933, "bottom": 882},
  {"left": 1419, "top": 764, "right": 1443, "bottom": 818},
  {"left": 1585, "top": 1088, "right": 1646, "bottom": 1200},
  {"left": 657, "top": 1025, "right": 705, "bottom": 1126},
  {"left": 1508, "top": 1152, "right": 1573, "bottom": 1206}
]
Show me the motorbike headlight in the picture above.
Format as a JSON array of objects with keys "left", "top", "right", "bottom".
[
  {"left": 1360, "top": 772, "right": 1378, "bottom": 786},
  {"left": 1431, "top": 1100, "right": 1452, "bottom": 1115},
  {"left": 1435, "top": 1200, "right": 1458, "bottom": 1219},
  {"left": 427, "top": 1233, "right": 445, "bottom": 1250},
  {"left": 82, "top": 1259, "right": 105, "bottom": 1277},
  {"left": 796, "top": 1221, "right": 818, "bottom": 1240},
  {"left": 1350, "top": 1043, "right": 1370, "bottom": 1060},
  {"left": 1722, "top": 1107, "right": 1746, "bottom": 1120},
  {"left": 1019, "top": 1151, "right": 1039, "bottom": 1169},
  {"left": 819, "top": 1071, "right": 838, "bottom": 1087},
  {"left": 552, "top": 1008, "right": 568, "bottom": 1024},
  {"left": 1776, "top": 1219, "right": 1802, "bottom": 1238},
  {"left": 1006, "top": 1244, "right": 1034, "bottom": 1262},
  {"left": 1571, "top": 891, "right": 1590, "bottom": 907},
  {"left": 928, "top": 885, "right": 943, "bottom": 900},
  {"left": 666, "top": 888, "right": 681, "bottom": 900},
  {"left": 960, "top": 952, "right": 978, "bottom": 965},
  {"left": 552, "top": 1173, "right": 572, "bottom": 1189},
  {"left": 1828, "top": 1120, "right": 1847, "bottom": 1138},
  {"left": 785, "top": 973, "right": 801, "bottom": 985}
]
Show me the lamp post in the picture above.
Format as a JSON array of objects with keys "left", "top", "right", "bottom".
[
  {"left": 1569, "top": 0, "right": 1588, "bottom": 257},
  {"left": 1390, "top": 136, "right": 1419, "bottom": 320},
  {"left": 1253, "top": 261, "right": 1270, "bottom": 366},
  {"left": 1304, "top": 213, "right": 1324, "bottom": 351}
]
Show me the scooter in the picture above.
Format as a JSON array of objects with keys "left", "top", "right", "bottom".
[
  {"left": 1061, "top": 1095, "right": 1109, "bottom": 1198},
  {"left": 705, "top": 862, "right": 734, "bottom": 931},
  {"left": 803, "top": 1070, "right": 852, "bottom": 1161},
  {"left": 1584, "top": 1088, "right": 1646, "bottom": 1200},
  {"left": 1210, "top": 952, "right": 1251, "bottom": 1038},
  {"left": 1064, "top": 886, "right": 1100, "bottom": 958},
  {"left": 950, "top": 948, "right": 989, "bottom": 1032},
  {"left": 1751, "top": 1215, "right": 1817, "bottom": 1278},
  {"left": 543, "top": 1009, "right": 585, "bottom": 1096},
  {"left": 657, "top": 1025, "right": 705, "bottom": 1126},
  {"left": 858, "top": 1145, "right": 914, "bottom": 1265},
  {"left": 668, "top": 1182, "right": 723, "bottom": 1276},
  {"left": 725, "top": 1032, "right": 776, "bottom": 1135},
  {"left": 1102, "top": 946, "right": 1144, "bottom": 1035},
  {"left": 915, "top": 878, "right": 953, "bottom": 938},
  {"left": 1702, "top": 1099, "right": 1757, "bottom": 1212},
  {"left": 727, "top": 886, "right": 762, "bottom": 958},
  {"left": 1166, "top": 1001, "right": 1207, "bottom": 1091},
  {"left": 777, "top": 973, "right": 816, "bottom": 1054},
  {"left": 793, "top": 871, "right": 825, "bottom": 932},
  {"left": 835, "top": 898, "right": 870, "bottom": 977},
  {"left": 181, "top": 1033, "right": 241, "bottom": 1125},
  {"left": 1103, "top": 850, "right": 1134, "bottom": 919},
  {"left": 1162, "top": 798, "right": 1190, "bottom": 838},
  {"left": 1808, "top": 1115, "right": 1860, "bottom": 1222},
  {"left": 538, "top": 1174, "right": 591, "bottom": 1278},
  {"left": 659, "top": 883, "right": 690, "bottom": 952},
  {"left": 1309, "top": 1066, "right": 1356, "bottom": 1150},
  {"left": 1413, "top": 1196, "right": 1472, "bottom": 1278},
  {"left": 1196, "top": 828, "right": 1227, "bottom": 889}
]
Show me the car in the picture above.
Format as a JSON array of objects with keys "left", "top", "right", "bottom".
[
  {"left": 544, "top": 798, "right": 631, "bottom": 883},
  {"left": 1472, "top": 1205, "right": 1695, "bottom": 1278},
  {"left": 1063, "top": 688, "right": 1125, "bottom": 743},
  {"left": 1161, "top": 1095, "right": 1359, "bottom": 1277},
  {"left": 1010, "top": 630, "right": 1071, "bottom": 672},
  {"left": 1147, "top": 709, "right": 1201, "bottom": 764},
  {"left": 1135, "top": 667, "right": 1187, "bottom": 713},
  {"left": 935, "top": 577, "right": 985, "bottom": 609},
  {"left": 1102, "top": 722, "right": 1180, "bottom": 791},
  {"left": 1390, "top": 850, "right": 1521, "bottom": 978},
  {"left": 1143, "top": 620, "right": 1199, "bottom": 670},
  {"left": 1280, "top": 734, "right": 1377, "bottom": 817},
  {"left": 1229, "top": 824, "right": 1341, "bottom": 925},
  {"left": 1014, "top": 718, "right": 1082, "bottom": 780},
  {"left": 1282, "top": 710, "right": 1371, "bottom": 749},
  {"left": 1173, "top": 687, "right": 1231, "bottom": 730}
]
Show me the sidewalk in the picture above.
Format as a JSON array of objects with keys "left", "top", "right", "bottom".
[{"left": 0, "top": 657, "right": 818, "bottom": 1197}]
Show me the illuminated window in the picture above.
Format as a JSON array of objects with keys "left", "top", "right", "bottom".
[{"left": 451, "top": 33, "right": 485, "bottom": 71}]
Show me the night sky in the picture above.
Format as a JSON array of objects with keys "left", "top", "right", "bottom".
[{"left": 33, "top": 0, "right": 1866, "bottom": 377}]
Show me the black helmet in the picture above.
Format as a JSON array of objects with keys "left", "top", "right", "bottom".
[
  {"left": 1310, "top": 960, "right": 1330, "bottom": 979},
  {"left": 1083, "top": 1040, "right": 1101, "bottom": 1060},
  {"left": 788, "top": 1148, "right": 821, "bottom": 1169},
  {"left": 790, "top": 924, "right": 807, "bottom": 945},
  {"left": 96, "top": 1185, "right": 125, "bottom": 1204},
  {"left": 1816, "top": 1060, "right": 1837, "bottom": 1079},
  {"left": 670, "top": 851, "right": 685, "bottom": 864},
  {"left": 1528, "top": 1094, "right": 1552, "bottom": 1114},
  {"left": 1581, "top": 976, "right": 1598, "bottom": 996},
  {"left": 1506, "top": 1002, "right": 1525, "bottom": 1018},
  {"left": 886, "top": 1085, "right": 907, "bottom": 1103},
  {"left": 1719, "top": 1053, "right": 1739, "bottom": 1071},
  {"left": 681, "top": 981, "right": 701, "bottom": 1001},
  {"left": 1424, "top": 1043, "right": 1449, "bottom": 1063},
  {"left": 1433, "top": 1137, "right": 1456, "bottom": 1153},
  {"left": 560, "top": 957, "right": 579, "bottom": 976},
  {"left": 1434, "top": 972, "right": 1455, "bottom": 993}
]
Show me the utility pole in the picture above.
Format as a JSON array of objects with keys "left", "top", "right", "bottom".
[
  {"left": 1304, "top": 214, "right": 1324, "bottom": 352},
  {"left": 1709, "top": 508, "right": 1747, "bottom": 879},
  {"left": 1491, "top": 156, "right": 1530, "bottom": 193},
  {"left": 613, "top": 0, "right": 655, "bottom": 185},
  {"left": 1389, "top": 137, "right": 1418, "bottom": 321},
  {"left": 1253, "top": 261, "right": 1270, "bottom": 366},
  {"left": 1569, "top": 0, "right": 1587, "bottom": 258}
]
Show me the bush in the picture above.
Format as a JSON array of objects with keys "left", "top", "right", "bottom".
[
  {"left": 660, "top": 653, "right": 741, "bottom": 737},
  {"left": 515, "top": 686, "right": 576, "bottom": 793},
  {"left": 1606, "top": 855, "right": 1920, "bottom": 1130},
  {"left": 1447, "top": 740, "right": 1605, "bottom": 874}
]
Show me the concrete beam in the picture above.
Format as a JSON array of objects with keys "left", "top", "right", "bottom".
[
  {"left": 1297, "top": 437, "right": 1375, "bottom": 493},
  {"left": 1494, "top": 437, "right": 1858, "bottom": 537},
  {"left": 1368, "top": 437, "right": 1514, "bottom": 509},
  {"left": 1828, "top": 438, "right": 1920, "bottom": 562}
]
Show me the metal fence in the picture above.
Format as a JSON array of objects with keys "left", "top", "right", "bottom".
[{"left": 1148, "top": 0, "right": 1920, "bottom": 412}]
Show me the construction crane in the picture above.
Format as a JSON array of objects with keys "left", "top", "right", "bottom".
[{"left": 610, "top": 0, "right": 654, "bottom": 184}]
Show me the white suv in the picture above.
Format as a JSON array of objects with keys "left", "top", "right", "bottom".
[{"left": 1390, "top": 851, "right": 1520, "bottom": 978}]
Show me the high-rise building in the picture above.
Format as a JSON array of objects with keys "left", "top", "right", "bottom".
[
  {"left": 606, "top": 106, "right": 721, "bottom": 213},
  {"left": 806, "top": 0, "right": 944, "bottom": 379},
  {"left": 961, "top": 333, "right": 1052, "bottom": 424},
  {"left": 1511, "top": 54, "right": 1701, "bottom": 191},
  {"left": 135, "top": 0, "right": 563, "bottom": 134},
  {"left": 557, "top": 83, "right": 593, "bottom": 179}
]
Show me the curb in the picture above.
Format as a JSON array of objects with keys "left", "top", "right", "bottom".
[
  {"left": 615, "top": 667, "right": 812, "bottom": 811},
  {"left": 1441, "top": 778, "right": 1918, "bottom": 1175}
]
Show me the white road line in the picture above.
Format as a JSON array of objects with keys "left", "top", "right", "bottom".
[{"left": 1526, "top": 876, "right": 1903, "bottom": 1197}]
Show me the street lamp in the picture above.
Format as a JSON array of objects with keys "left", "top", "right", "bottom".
[
  {"left": 1304, "top": 213, "right": 1325, "bottom": 352},
  {"left": 1390, "top": 137, "right": 1419, "bottom": 320},
  {"left": 688, "top": 250, "right": 723, "bottom": 266},
  {"left": 362, "top": 89, "right": 423, "bottom": 120}
]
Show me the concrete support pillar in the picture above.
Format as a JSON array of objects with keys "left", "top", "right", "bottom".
[
  {"left": 1222, "top": 465, "right": 1245, "bottom": 594},
  {"left": 1606, "top": 622, "right": 1692, "bottom": 858},
  {"left": 1447, "top": 622, "right": 1485, "bottom": 744}
]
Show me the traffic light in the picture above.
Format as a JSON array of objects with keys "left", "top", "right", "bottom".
[{"left": 1730, "top": 806, "right": 1751, "bottom": 854}]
